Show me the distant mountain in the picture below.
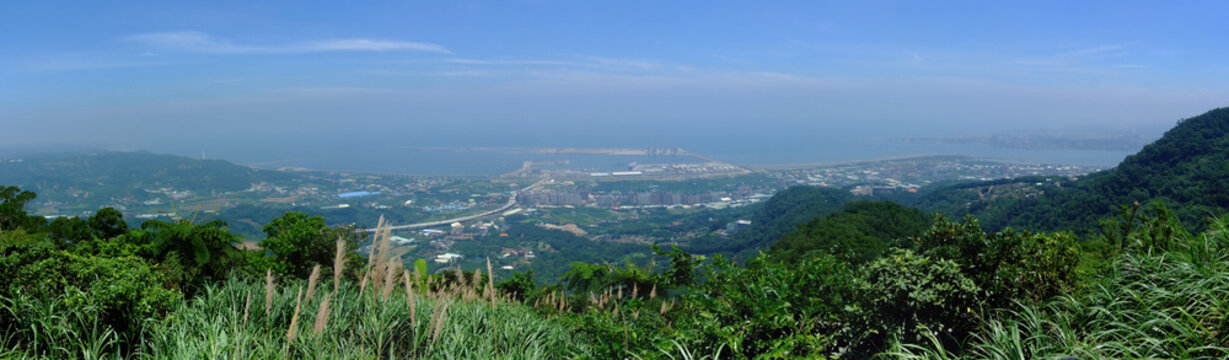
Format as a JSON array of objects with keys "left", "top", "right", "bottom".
[
  {"left": 894, "top": 130, "right": 1157, "bottom": 152},
  {"left": 912, "top": 107, "right": 1229, "bottom": 232},
  {"left": 0, "top": 151, "right": 294, "bottom": 214}
]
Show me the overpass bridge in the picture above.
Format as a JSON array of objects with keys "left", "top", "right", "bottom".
[{"left": 365, "top": 179, "right": 546, "bottom": 232}]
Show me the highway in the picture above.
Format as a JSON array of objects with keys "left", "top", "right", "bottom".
[{"left": 365, "top": 179, "right": 546, "bottom": 232}]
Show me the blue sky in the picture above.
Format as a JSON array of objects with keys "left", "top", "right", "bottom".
[{"left": 2, "top": 1, "right": 1227, "bottom": 164}]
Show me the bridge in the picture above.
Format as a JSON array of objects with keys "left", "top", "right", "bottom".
[{"left": 365, "top": 179, "right": 546, "bottom": 232}]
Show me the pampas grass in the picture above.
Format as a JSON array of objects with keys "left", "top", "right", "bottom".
[
  {"left": 404, "top": 270, "right": 417, "bottom": 329},
  {"left": 486, "top": 257, "right": 496, "bottom": 304},
  {"left": 305, "top": 265, "right": 321, "bottom": 304},
  {"left": 286, "top": 286, "right": 303, "bottom": 341},
  {"left": 117, "top": 276, "right": 586, "bottom": 359},
  {"left": 242, "top": 291, "right": 252, "bottom": 325},
  {"left": 312, "top": 293, "right": 331, "bottom": 336},
  {"left": 334, "top": 236, "right": 346, "bottom": 295},
  {"left": 430, "top": 300, "right": 451, "bottom": 346},
  {"left": 366, "top": 215, "right": 384, "bottom": 269},
  {"left": 381, "top": 262, "right": 398, "bottom": 301},
  {"left": 265, "top": 269, "right": 275, "bottom": 313}
]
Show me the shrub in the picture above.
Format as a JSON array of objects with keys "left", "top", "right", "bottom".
[
  {"left": 670, "top": 254, "right": 858, "bottom": 358},
  {"left": 1, "top": 231, "right": 180, "bottom": 357},
  {"left": 915, "top": 216, "right": 1081, "bottom": 309},
  {"left": 856, "top": 249, "right": 981, "bottom": 352}
]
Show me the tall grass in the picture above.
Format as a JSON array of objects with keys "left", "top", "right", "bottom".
[
  {"left": 885, "top": 217, "right": 1229, "bottom": 359},
  {"left": 0, "top": 217, "right": 588, "bottom": 359},
  {"left": 135, "top": 277, "right": 586, "bottom": 359}
]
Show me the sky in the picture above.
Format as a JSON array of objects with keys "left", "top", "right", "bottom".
[{"left": 2, "top": 1, "right": 1227, "bottom": 166}]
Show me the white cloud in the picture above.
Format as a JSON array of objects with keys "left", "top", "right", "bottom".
[
  {"left": 1069, "top": 45, "right": 1124, "bottom": 56},
  {"left": 123, "top": 31, "right": 451, "bottom": 54},
  {"left": 446, "top": 58, "right": 575, "bottom": 66},
  {"left": 300, "top": 39, "right": 450, "bottom": 53}
]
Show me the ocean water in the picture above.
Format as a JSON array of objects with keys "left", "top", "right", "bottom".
[{"left": 240, "top": 147, "right": 708, "bottom": 176}]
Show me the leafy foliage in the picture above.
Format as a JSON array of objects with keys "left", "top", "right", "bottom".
[
  {"left": 0, "top": 230, "right": 180, "bottom": 356},
  {"left": 672, "top": 254, "right": 859, "bottom": 358},
  {"left": 104, "top": 217, "right": 244, "bottom": 296},
  {"left": 889, "top": 215, "right": 1229, "bottom": 359},
  {"left": 856, "top": 249, "right": 981, "bottom": 351},
  {"left": 914, "top": 216, "right": 1081, "bottom": 309},
  {"left": 257, "top": 211, "right": 364, "bottom": 279},
  {"left": 770, "top": 201, "right": 932, "bottom": 264},
  {"left": 0, "top": 185, "right": 45, "bottom": 231},
  {"left": 44, "top": 207, "right": 130, "bottom": 246}
]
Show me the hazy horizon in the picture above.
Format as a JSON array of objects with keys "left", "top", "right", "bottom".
[{"left": 3, "top": 1, "right": 1226, "bottom": 172}]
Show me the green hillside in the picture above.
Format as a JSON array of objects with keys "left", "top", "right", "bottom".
[
  {"left": 681, "top": 186, "right": 852, "bottom": 257},
  {"left": 913, "top": 107, "right": 1229, "bottom": 233},
  {"left": 0, "top": 151, "right": 294, "bottom": 214},
  {"left": 768, "top": 200, "right": 932, "bottom": 264}
]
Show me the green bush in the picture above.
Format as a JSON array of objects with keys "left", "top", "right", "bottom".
[
  {"left": 856, "top": 249, "right": 981, "bottom": 352},
  {"left": 1, "top": 231, "right": 180, "bottom": 357},
  {"left": 914, "top": 216, "right": 1081, "bottom": 309},
  {"left": 887, "top": 215, "right": 1229, "bottom": 359},
  {"left": 258, "top": 211, "right": 364, "bottom": 279},
  {"left": 670, "top": 254, "right": 858, "bottom": 358}
]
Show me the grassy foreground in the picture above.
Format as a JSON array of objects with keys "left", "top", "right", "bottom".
[
  {"left": 886, "top": 218, "right": 1229, "bottom": 359},
  {"left": 2, "top": 275, "right": 588, "bottom": 359}
]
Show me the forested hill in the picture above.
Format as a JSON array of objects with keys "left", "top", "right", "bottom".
[
  {"left": 914, "top": 107, "right": 1229, "bottom": 233},
  {"left": 683, "top": 186, "right": 853, "bottom": 258},
  {"left": 0, "top": 151, "right": 294, "bottom": 212}
]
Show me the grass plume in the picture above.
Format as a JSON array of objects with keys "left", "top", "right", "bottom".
[
  {"left": 334, "top": 235, "right": 346, "bottom": 294},
  {"left": 265, "top": 269, "right": 274, "bottom": 313},
  {"left": 486, "top": 257, "right": 496, "bottom": 304},
  {"left": 312, "top": 293, "right": 332, "bottom": 336},
  {"left": 286, "top": 286, "right": 303, "bottom": 341},
  {"left": 305, "top": 264, "right": 321, "bottom": 304}
]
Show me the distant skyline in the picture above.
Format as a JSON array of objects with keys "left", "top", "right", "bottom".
[{"left": 2, "top": 1, "right": 1227, "bottom": 166}]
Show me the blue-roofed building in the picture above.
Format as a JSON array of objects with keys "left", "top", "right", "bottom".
[{"left": 338, "top": 191, "right": 380, "bottom": 199}]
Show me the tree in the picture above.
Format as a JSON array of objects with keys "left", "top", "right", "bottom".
[
  {"left": 88, "top": 207, "right": 128, "bottom": 239},
  {"left": 857, "top": 249, "right": 982, "bottom": 352},
  {"left": 561, "top": 262, "right": 611, "bottom": 295},
  {"left": 496, "top": 270, "right": 538, "bottom": 302},
  {"left": 673, "top": 254, "right": 859, "bottom": 357},
  {"left": 914, "top": 215, "right": 1081, "bottom": 308},
  {"left": 259, "top": 211, "right": 363, "bottom": 279},
  {"left": 653, "top": 244, "right": 702, "bottom": 288},
  {"left": 118, "top": 217, "right": 242, "bottom": 296},
  {"left": 0, "top": 185, "right": 45, "bottom": 231},
  {"left": 45, "top": 207, "right": 129, "bottom": 247},
  {"left": 44, "top": 216, "right": 91, "bottom": 247}
]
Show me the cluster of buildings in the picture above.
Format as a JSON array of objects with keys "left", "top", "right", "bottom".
[
  {"left": 774, "top": 158, "right": 1105, "bottom": 194},
  {"left": 518, "top": 189, "right": 740, "bottom": 207}
]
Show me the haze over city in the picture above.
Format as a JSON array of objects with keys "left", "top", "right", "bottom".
[{"left": 3, "top": 1, "right": 1227, "bottom": 169}]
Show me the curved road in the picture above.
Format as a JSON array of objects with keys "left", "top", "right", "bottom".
[{"left": 365, "top": 179, "right": 546, "bottom": 232}]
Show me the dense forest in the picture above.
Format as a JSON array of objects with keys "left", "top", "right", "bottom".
[{"left": 4, "top": 107, "right": 1229, "bottom": 358}]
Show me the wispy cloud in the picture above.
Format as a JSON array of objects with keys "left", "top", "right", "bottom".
[
  {"left": 1010, "top": 44, "right": 1137, "bottom": 72},
  {"left": 580, "top": 56, "right": 658, "bottom": 71},
  {"left": 1069, "top": 45, "right": 1124, "bottom": 56},
  {"left": 446, "top": 58, "right": 575, "bottom": 66},
  {"left": 23, "top": 59, "right": 160, "bottom": 72},
  {"left": 123, "top": 31, "right": 451, "bottom": 54}
]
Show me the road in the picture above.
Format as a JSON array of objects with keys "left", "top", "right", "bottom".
[{"left": 365, "top": 179, "right": 546, "bottom": 232}]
